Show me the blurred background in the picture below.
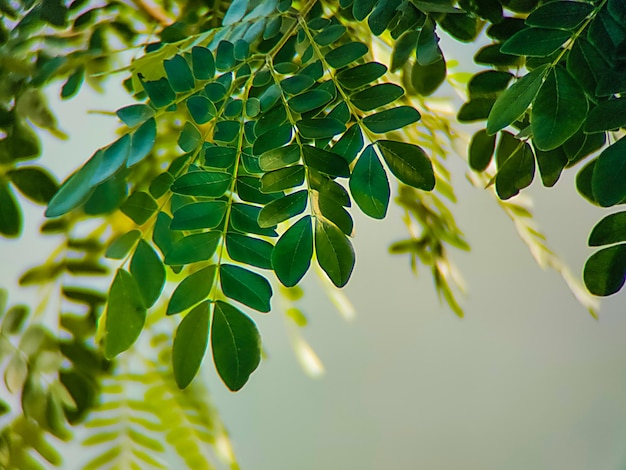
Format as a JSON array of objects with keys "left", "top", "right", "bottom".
[{"left": 2, "top": 41, "right": 626, "bottom": 470}]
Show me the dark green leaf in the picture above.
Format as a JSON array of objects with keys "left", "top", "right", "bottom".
[
  {"left": 584, "top": 98, "right": 626, "bottom": 133},
  {"left": 457, "top": 98, "right": 495, "bottom": 122},
  {"left": 531, "top": 67, "right": 587, "bottom": 151},
  {"left": 296, "top": 118, "right": 346, "bottom": 138},
  {"left": 237, "top": 176, "right": 281, "bottom": 204},
  {"left": 416, "top": 19, "right": 441, "bottom": 65},
  {"left": 526, "top": 1, "right": 593, "bottom": 30},
  {"left": 226, "top": 233, "right": 273, "bottom": 269},
  {"left": 468, "top": 129, "right": 495, "bottom": 171},
  {"left": 501, "top": 27, "right": 571, "bottom": 57},
  {"left": 468, "top": 71, "right": 513, "bottom": 99},
  {"left": 376, "top": 140, "right": 434, "bottom": 190},
  {"left": 130, "top": 240, "right": 165, "bottom": 308},
  {"left": 314, "top": 219, "right": 355, "bottom": 288},
  {"left": 164, "top": 55, "right": 195, "bottom": 93},
  {"left": 153, "top": 212, "right": 183, "bottom": 258},
  {"left": 332, "top": 124, "right": 364, "bottom": 164},
  {"left": 104, "top": 269, "right": 146, "bottom": 358},
  {"left": 172, "top": 301, "right": 209, "bottom": 389},
  {"left": 474, "top": 44, "right": 523, "bottom": 67},
  {"left": 362, "top": 106, "right": 421, "bottom": 133},
  {"left": 325, "top": 42, "right": 369, "bottom": 68},
  {"left": 0, "top": 183, "right": 21, "bottom": 237},
  {"left": 350, "top": 83, "right": 404, "bottom": 112},
  {"left": 391, "top": 30, "right": 418, "bottom": 71},
  {"left": 234, "top": 39, "right": 250, "bottom": 60},
  {"left": 281, "top": 75, "right": 316, "bottom": 95},
  {"left": 220, "top": 264, "right": 272, "bottom": 312},
  {"left": 191, "top": 46, "right": 215, "bottom": 80},
  {"left": 318, "top": 193, "right": 353, "bottom": 235},
  {"left": 121, "top": 191, "right": 157, "bottom": 225},
  {"left": 410, "top": 58, "right": 446, "bottom": 96},
  {"left": 576, "top": 158, "right": 598, "bottom": 205},
  {"left": 261, "top": 165, "right": 305, "bottom": 192},
  {"left": 589, "top": 212, "right": 626, "bottom": 247},
  {"left": 216, "top": 40, "right": 236, "bottom": 71},
  {"left": 204, "top": 82, "right": 228, "bottom": 102},
  {"left": 170, "top": 201, "right": 227, "bottom": 230},
  {"left": 566, "top": 37, "right": 609, "bottom": 97},
  {"left": 8, "top": 166, "right": 58, "bottom": 204},
  {"left": 486, "top": 65, "right": 548, "bottom": 135},
  {"left": 61, "top": 67, "right": 84, "bottom": 99},
  {"left": 171, "top": 170, "right": 231, "bottom": 197},
  {"left": 258, "top": 144, "right": 301, "bottom": 171},
  {"left": 117, "top": 104, "right": 154, "bottom": 127},
  {"left": 368, "top": 0, "right": 402, "bottom": 35},
  {"left": 258, "top": 190, "right": 308, "bottom": 227},
  {"left": 204, "top": 145, "right": 237, "bottom": 168},
  {"left": 231, "top": 203, "right": 278, "bottom": 236},
  {"left": 141, "top": 78, "right": 176, "bottom": 108},
  {"left": 211, "top": 301, "right": 261, "bottom": 391},
  {"left": 349, "top": 144, "right": 389, "bottom": 219},
  {"left": 336, "top": 62, "right": 387, "bottom": 90},
  {"left": 287, "top": 89, "right": 334, "bottom": 113},
  {"left": 165, "top": 231, "right": 221, "bottom": 265},
  {"left": 584, "top": 244, "right": 626, "bottom": 296},
  {"left": 105, "top": 230, "right": 141, "bottom": 259},
  {"left": 302, "top": 145, "right": 350, "bottom": 177},
  {"left": 353, "top": 0, "right": 377, "bottom": 20},
  {"left": 167, "top": 265, "right": 217, "bottom": 315},
  {"left": 535, "top": 147, "right": 568, "bottom": 187},
  {"left": 178, "top": 122, "right": 202, "bottom": 152},
  {"left": 41, "top": 0, "right": 67, "bottom": 26},
  {"left": 563, "top": 130, "right": 605, "bottom": 165},
  {"left": 253, "top": 124, "right": 293, "bottom": 155},
  {"left": 439, "top": 12, "right": 479, "bottom": 42},
  {"left": 187, "top": 96, "right": 216, "bottom": 125},
  {"left": 591, "top": 137, "right": 626, "bottom": 207},
  {"left": 128, "top": 118, "right": 156, "bottom": 167},
  {"left": 272, "top": 215, "right": 313, "bottom": 287},
  {"left": 91, "top": 135, "right": 130, "bottom": 186},
  {"left": 83, "top": 174, "right": 127, "bottom": 215},
  {"left": 495, "top": 140, "right": 535, "bottom": 199}
]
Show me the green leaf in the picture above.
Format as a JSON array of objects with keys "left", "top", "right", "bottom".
[
  {"left": 45, "top": 154, "right": 99, "bottom": 217},
  {"left": 130, "top": 240, "right": 165, "bottom": 308},
  {"left": 410, "top": 58, "right": 446, "bottom": 96},
  {"left": 495, "top": 141, "right": 535, "bottom": 199},
  {"left": 258, "top": 190, "right": 308, "bottom": 227},
  {"left": 353, "top": 0, "right": 377, "bottom": 20},
  {"left": 591, "top": 136, "right": 626, "bottom": 207},
  {"left": 104, "top": 269, "right": 146, "bottom": 358},
  {"left": 468, "top": 129, "right": 495, "bottom": 172},
  {"left": 128, "top": 118, "right": 156, "bottom": 167},
  {"left": 314, "top": 219, "right": 355, "bottom": 288},
  {"left": 287, "top": 89, "right": 334, "bottom": 113},
  {"left": 172, "top": 301, "right": 209, "bottom": 389},
  {"left": 230, "top": 205, "right": 276, "bottom": 239},
  {"left": 116, "top": 104, "right": 154, "bottom": 127},
  {"left": 325, "top": 42, "right": 369, "bottom": 68},
  {"left": 416, "top": 18, "right": 441, "bottom": 65},
  {"left": 171, "top": 170, "right": 231, "bottom": 197},
  {"left": 261, "top": 166, "right": 305, "bottom": 193},
  {"left": 302, "top": 145, "right": 350, "bottom": 177},
  {"left": 121, "top": 191, "right": 157, "bottom": 225},
  {"left": 336, "top": 62, "right": 387, "bottom": 90},
  {"left": 187, "top": 96, "right": 216, "bottom": 125},
  {"left": 191, "top": 46, "right": 215, "bottom": 80},
  {"left": 468, "top": 71, "right": 513, "bottom": 99},
  {"left": 332, "top": 124, "right": 364, "bottom": 164},
  {"left": 584, "top": 244, "right": 626, "bottom": 296},
  {"left": 535, "top": 147, "right": 568, "bottom": 187},
  {"left": 178, "top": 122, "right": 202, "bottom": 152},
  {"left": 501, "top": 27, "right": 571, "bottom": 57},
  {"left": 220, "top": 264, "right": 272, "bottom": 312},
  {"left": 105, "top": 230, "right": 141, "bottom": 259},
  {"left": 204, "top": 144, "right": 237, "bottom": 168},
  {"left": 61, "top": 67, "right": 84, "bottom": 99},
  {"left": 8, "top": 166, "right": 58, "bottom": 204},
  {"left": 349, "top": 144, "right": 389, "bottom": 219},
  {"left": 253, "top": 123, "right": 293, "bottom": 155},
  {"left": 318, "top": 193, "right": 353, "bottom": 235},
  {"left": 223, "top": 0, "right": 248, "bottom": 25},
  {"left": 589, "top": 212, "right": 626, "bottom": 247},
  {"left": 226, "top": 233, "right": 273, "bottom": 269},
  {"left": 91, "top": 134, "right": 130, "bottom": 186},
  {"left": 486, "top": 65, "right": 548, "bottom": 135},
  {"left": 391, "top": 30, "right": 418, "bottom": 71},
  {"left": 164, "top": 231, "right": 221, "bottom": 265},
  {"left": 258, "top": 144, "right": 300, "bottom": 171},
  {"left": 584, "top": 98, "right": 626, "bottom": 133},
  {"left": 167, "top": 265, "right": 216, "bottom": 315},
  {"left": 170, "top": 201, "right": 227, "bottom": 230},
  {"left": 153, "top": 212, "right": 183, "bottom": 258},
  {"left": 576, "top": 159, "right": 599, "bottom": 205},
  {"left": 474, "top": 43, "right": 522, "bottom": 67},
  {"left": 272, "top": 215, "right": 313, "bottom": 287},
  {"left": 281, "top": 74, "right": 316, "bottom": 95},
  {"left": 526, "top": 1, "right": 594, "bottom": 30},
  {"left": 350, "top": 83, "right": 404, "bottom": 111},
  {"left": 296, "top": 118, "right": 346, "bottom": 139},
  {"left": 457, "top": 98, "right": 494, "bottom": 122},
  {"left": 439, "top": 12, "right": 480, "bottom": 42},
  {"left": 0, "top": 183, "right": 21, "bottom": 237},
  {"left": 376, "top": 140, "right": 435, "bottom": 190},
  {"left": 211, "top": 301, "right": 261, "bottom": 391},
  {"left": 141, "top": 77, "right": 176, "bottom": 108},
  {"left": 362, "top": 106, "right": 421, "bottom": 133},
  {"left": 315, "top": 24, "right": 346, "bottom": 45},
  {"left": 531, "top": 67, "right": 587, "bottom": 151},
  {"left": 216, "top": 40, "right": 235, "bottom": 71}
]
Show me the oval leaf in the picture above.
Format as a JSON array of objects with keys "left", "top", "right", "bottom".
[
  {"left": 173, "top": 301, "right": 209, "bottom": 389},
  {"left": 272, "top": 215, "right": 313, "bottom": 287},
  {"left": 376, "top": 140, "right": 435, "bottom": 190},
  {"left": 584, "top": 244, "right": 626, "bottom": 296},
  {"left": 220, "top": 264, "right": 272, "bottom": 312},
  {"left": 314, "top": 219, "right": 355, "bottom": 288},
  {"left": 349, "top": 145, "right": 390, "bottom": 219}
]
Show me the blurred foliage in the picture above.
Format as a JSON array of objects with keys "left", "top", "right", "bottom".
[{"left": 0, "top": 0, "right": 622, "bottom": 467}]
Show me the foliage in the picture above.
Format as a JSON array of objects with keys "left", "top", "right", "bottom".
[{"left": 0, "top": 0, "right": 623, "bottom": 467}]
